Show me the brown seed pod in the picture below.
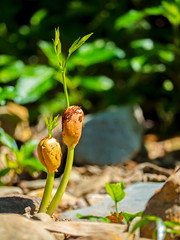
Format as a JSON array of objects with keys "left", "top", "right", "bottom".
[
  {"left": 37, "top": 137, "right": 62, "bottom": 173},
  {"left": 62, "top": 105, "right": 84, "bottom": 148}
]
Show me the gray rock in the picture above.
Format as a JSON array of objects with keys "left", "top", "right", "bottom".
[
  {"left": 59, "top": 182, "right": 164, "bottom": 220},
  {"left": 0, "top": 194, "right": 41, "bottom": 214},
  {"left": 0, "top": 214, "right": 55, "bottom": 240},
  {"left": 0, "top": 186, "right": 23, "bottom": 196},
  {"left": 75, "top": 105, "right": 144, "bottom": 165}
]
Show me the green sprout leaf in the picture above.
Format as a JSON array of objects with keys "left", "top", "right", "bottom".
[
  {"left": 44, "top": 114, "right": 59, "bottom": 137},
  {"left": 68, "top": 33, "right": 93, "bottom": 58},
  {"left": 76, "top": 213, "right": 110, "bottom": 223},
  {"left": 20, "top": 139, "right": 39, "bottom": 158},
  {"left": 0, "top": 127, "right": 18, "bottom": 151},
  {"left": 122, "top": 211, "right": 143, "bottom": 224},
  {"left": 105, "top": 182, "right": 125, "bottom": 203},
  {"left": 0, "top": 168, "right": 11, "bottom": 178}
]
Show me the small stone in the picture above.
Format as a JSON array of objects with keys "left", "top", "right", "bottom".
[
  {"left": 0, "top": 214, "right": 55, "bottom": 240},
  {"left": 0, "top": 194, "right": 41, "bottom": 214},
  {"left": 32, "top": 213, "right": 53, "bottom": 222},
  {"left": 86, "top": 193, "right": 108, "bottom": 205},
  {"left": 0, "top": 186, "right": 23, "bottom": 196}
]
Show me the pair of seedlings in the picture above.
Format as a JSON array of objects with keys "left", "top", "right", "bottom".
[
  {"left": 37, "top": 105, "right": 84, "bottom": 215},
  {"left": 36, "top": 28, "right": 92, "bottom": 215}
]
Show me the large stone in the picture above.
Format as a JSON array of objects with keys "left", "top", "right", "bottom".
[
  {"left": 140, "top": 169, "right": 180, "bottom": 239},
  {"left": 60, "top": 182, "right": 163, "bottom": 220},
  {"left": 0, "top": 214, "right": 55, "bottom": 240},
  {"left": 75, "top": 105, "right": 144, "bottom": 165},
  {"left": 0, "top": 194, "right": 41, "bottom": 214}
]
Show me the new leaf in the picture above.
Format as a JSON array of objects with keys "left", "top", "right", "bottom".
[{"left": 105, "top": 182, "right": 125, "bottom": 203}]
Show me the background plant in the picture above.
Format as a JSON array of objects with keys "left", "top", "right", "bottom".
[
  {"left": 0, "top": 127, "right": 45, "bottom": 185},
  {"left": 1, "top": 0, "right": 180, "bottom": 137}
]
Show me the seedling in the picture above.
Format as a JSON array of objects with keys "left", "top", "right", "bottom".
[
  {"left": 38, "top": 114, "right": 61, "bottom": 213},
  {"left": 0, "top": 127, "right": 45, "bottom": 185},
  {"left": 77, "top": 181, "right": 142, "bottom": 225},
  {"left": 37, "top": 28, "right": 93, "bottom": 215},
  {"left": 105, "top": 182, "right": 126, "bottom": 223}
]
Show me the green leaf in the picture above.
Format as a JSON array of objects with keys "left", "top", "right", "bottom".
[
  {"left": 158, "top": 50, "right": 174, "bottom": 62},
  {"left": 21, "top": 157, "right": 46, "bottom": 172},
  {"left": 38, "top": 41, "right": 59, "bottom": 67},
  {"left": 76, "top": 214, "right": 110, "bottom": 223},
  {"left": 54, "top": 27, "right": 60, "bottom": 49},
  {"left": 44, "top": 114, "right": 59, "bottom": 137},
  {"left": 5, "top": 157, "right": 18, "bottom": 169},
  {"left": 80, "top": 75, "right": 114, "bottom": 91},
  {"left": 68, "top": 32, "right": 93, "bottom": 57},
  {"left": 122, "top": 211, "right": 143, "bottom": 224},
  {"left": 0, "top": 168, "right": 11, "bottom": 178},
  {"left": 15, "top": 65, "right": 56, "bottom": 104},
  {"left": 30, "top": 9, "right": 47, "bottom": 26},
  {"left": 105, "top": 182, "right": 125, "bottom": 203},
  {"left": 0, "top": 60, "right": 25, "bottom": 83},
  {"left": 162, "top": 1, "right": 180, "bottom": 26},
  {"left": 0, "top": 128, "right": 18, "bottom": 151},
  {"left": 69, "top": 40, "right": 125, "bottom": 68},
  {"left": 131, "top": 39, "right": 154, "bottom": 50},
  {"left": 131, "top": 215, "right": 160, "bottom": 233},
  {"left": 144, "top": 6, "right": 164, "bottom": 16},
  {"left": 20, "top": 140, "right": 39, "bottom": 158},
  {"left": 164, "top": 221, "right": 180, "bottom": 227},
  {"left": 0, "top": 55, "right": 15, "bottom": 66},
  {"left": 0, "top": 86, "right": 17, "bottom": 104},
  {"left": 130, "top": 55, "right": 147, "bottom": 72},
  {"left": 115, "top": 10, "right": 145, "bottom": 29}
]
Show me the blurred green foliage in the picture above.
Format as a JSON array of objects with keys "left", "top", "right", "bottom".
[
  {"left": 1, "top": 0, "right": 180, "bottom": 134},
  {"left": 0, "top": 127, "right": 45, "bottom": 185}
]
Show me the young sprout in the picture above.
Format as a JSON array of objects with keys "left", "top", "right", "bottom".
[
  {"left": 38, "top": 114, "right": 61, "bottom": 213},
  {"left": 46, "top": 106, "right": 84, "bottom": 215},
  {"left": 105, "top": 182, "right": 125, "bottom": 223},
  {"left": 46, "top": 28, "right": 92, "bottom": 216}
]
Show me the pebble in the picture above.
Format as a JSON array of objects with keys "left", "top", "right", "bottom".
[{"left": 0, "top": 186, "right": 23, "bottom": 196}]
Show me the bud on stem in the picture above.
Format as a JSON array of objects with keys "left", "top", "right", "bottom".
[
  {"left": 62, "top": 105, "right": 84, "bottom": 148},
  {"left": 37, "top": 137, "right": 62, "bottom": 173}
]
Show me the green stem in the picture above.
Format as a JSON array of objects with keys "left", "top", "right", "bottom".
[
  {"left": 62, "top": 68, "right": 69, "bottom": 108},
  {"left": 46, "top": 146, "right": 74, "bottom": 216},
  {"left": 115, "top": 202, "right": 119, "bottom": 223},
  {"left": 39, "top": 172, "right": 54, "bottom": 213}
]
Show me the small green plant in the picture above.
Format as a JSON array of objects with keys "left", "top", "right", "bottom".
[
  {"left": 131, "top": 215, "right": 180, "bottom": 240},
  {"left": 105, "top": 182, "right": 142, "bottom": 224},
  {"left": 37, "top": 114, "right": 61, "bottom": 213},
  {"left": 77, "top": 181, "right": 142, "bottom": 225},
  {"left": 0, "top": 127, "right": 45, "bottom": 185},
  {"left": 105, "top": 182, "right": 126, "bottom": 223},
  {"left": 36, "top": 28, "right": 93, "bottom": 215}
]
